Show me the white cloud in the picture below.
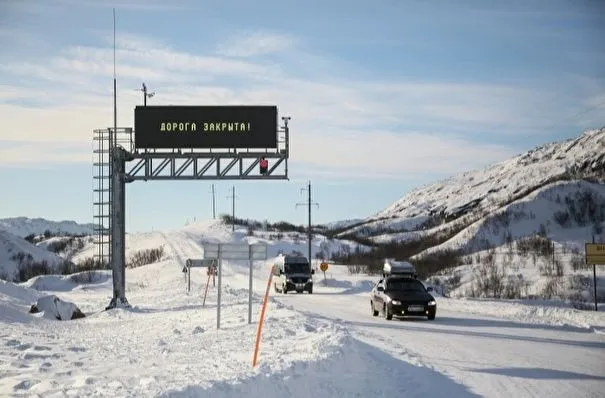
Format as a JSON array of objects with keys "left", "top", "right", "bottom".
[
  {"left": 1, "top": 29, "right": 603, "bottom": 180},
  {"left": 0, "top": 140, "right": 92, "bottom": 165},
  {"left": 216, "top": 31, "right": 299, "bottom": 58},
  {"left": 52, "top": 0, "right": 193, "bottom": 10}
]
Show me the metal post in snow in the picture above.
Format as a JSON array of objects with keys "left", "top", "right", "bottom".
[
  {"left": 249, "top": 245, "right": 253, "bottom": 324},
  {"left": 594, "top": 264, "right": 598, "bottom": 312},
  {"left": 593, "top": 235, "right": 598, "bottom": 312},
  {"left": 187, "top": 260, "right": 191, "bottom": 293},
  {"left": 217, "top": 245, "right": 222, "bottom": 329}
]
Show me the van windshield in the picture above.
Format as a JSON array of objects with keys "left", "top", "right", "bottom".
[{"left": 284, "top": 263, "right": 310, "bottom": 274}]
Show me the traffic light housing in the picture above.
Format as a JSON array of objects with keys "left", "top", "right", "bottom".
[{"left": 259, "top": 157, "right": 268, "bottom": 174}]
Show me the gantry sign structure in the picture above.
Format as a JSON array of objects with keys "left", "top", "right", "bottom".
[{"left": 93, "top": 105, "right": 290, "bottom": 309}]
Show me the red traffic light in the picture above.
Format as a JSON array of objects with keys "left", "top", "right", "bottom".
[{"left": 260, "top": 157, "right": 268, "bottom": 174}]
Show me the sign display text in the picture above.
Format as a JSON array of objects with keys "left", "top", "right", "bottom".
[{"left": 134, "top": 105, "right": 278, "bottom": 149}]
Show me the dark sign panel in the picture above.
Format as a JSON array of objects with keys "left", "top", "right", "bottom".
[{"left": 134, "top": 105, "right": 278, "bottom": 149}]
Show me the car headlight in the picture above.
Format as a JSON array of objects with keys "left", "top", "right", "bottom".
[
  {"left": 286, "top": 278, "right": 292, "bottom": 282},
  {"left": 391, "top": 300, "right": 401, "bottom": 305},
  {"left": 428, "top": 300, "right": 436, "bottom": 306}
]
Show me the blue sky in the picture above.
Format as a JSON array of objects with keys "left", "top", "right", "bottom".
[{"left": 1, "top": 0, "right": 604, "bottom": 233}]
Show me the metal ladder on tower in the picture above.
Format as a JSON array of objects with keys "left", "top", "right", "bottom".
[{"left": 93, "top": 128, "right": 112, "bottom": 268}]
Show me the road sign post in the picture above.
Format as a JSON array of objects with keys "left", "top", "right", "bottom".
[
  {"left": 320, "top": 262, "right": 329, "bottom": 285},
  {"left": 202, "top": 242, "right": 268, "bottom": 328},
  {"left": 585, "top": 242, "right": 604, "bottom": 312},
  {"left": 185, "top": 259, "right": 216, "bottom": 294}
]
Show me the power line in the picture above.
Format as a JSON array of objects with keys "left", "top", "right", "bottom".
[{"left": 296, "top": 181, "right": 319, "bottom": 265}]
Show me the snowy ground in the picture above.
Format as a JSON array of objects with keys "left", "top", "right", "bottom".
[{"left": 1, "top": 221, "right": 605, "bottom": 397}]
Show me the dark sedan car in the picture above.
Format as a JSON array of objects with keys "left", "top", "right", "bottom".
[{"left": 370, "top": 276, "right": 436, "bottom": 320}]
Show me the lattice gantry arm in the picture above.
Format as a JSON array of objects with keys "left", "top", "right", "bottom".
[{"left": 124, "top": 152, "right": 288, "bottom": 181}]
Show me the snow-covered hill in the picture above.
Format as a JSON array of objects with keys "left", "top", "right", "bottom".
[
  {"left": 1, "top": 219, "right": 604, "bottom": 397},
  {"left": 0, "top": 229, "right": 67, "bottom": 282},
  {"left": 413, "top": 180, "right": 605, "bottom": 258},
  {"left": 319, "top": 218, "right": 365, "bottom": 230},
  {"left": 0, "top": 217, "right": 95, "bottom": 238},
  {"left": 71, "top": 219, "right": 370, "bottom": 267},
  {"left": 336, "top": 128, "right": 605, "bottom": 239}
]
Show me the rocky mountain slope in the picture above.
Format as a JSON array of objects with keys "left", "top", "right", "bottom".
[
  {"left": 0, "top": 217, "right": 95, "bottom": 238},
  {"left": 334, "top": 127, "right": 605, "bottom": 242}
]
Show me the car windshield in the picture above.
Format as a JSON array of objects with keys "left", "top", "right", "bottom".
[
  {"left": 386, "top": 280, "right": 425, "bottom": 292},
  {"left": 284, "top": 263, "right": 310, "bottom": 274}
]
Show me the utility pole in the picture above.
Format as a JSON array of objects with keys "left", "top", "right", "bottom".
[
  {"left": 296, "top": 181, "right": 319, "bottom": 266},
  {"left": 211, "top": 184, "right": 216, "bottom": 219},
  {"left": 139, "top": 82, "right": 155, "bottom": 106},
  {"left": 227, "top": 186, "right": 238, "bottom": 231}
]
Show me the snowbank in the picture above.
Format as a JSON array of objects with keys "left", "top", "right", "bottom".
[
  {"left": 160, "top": 335, "right": 476, "bottom": 398},
  {"left": 22, "top": 271, "right": 111, "bottom": 292},
  {"left": 436, "top": 296, "right": 605, "bottom": 334}
]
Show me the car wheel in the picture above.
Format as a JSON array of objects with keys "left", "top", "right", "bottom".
[
  {"left": 283, "top": 284, "right": 287, "bottom": 294},
  {"left": 371, "top": 301, "right": 378, "bottom": 317},
  {"left": 427, "top": 314, "right": 435, "bottom": 320},
  {"left": 383, "top": 305, "right": 392, "bottom": 320},
  {"left": 308, "top": 286, "right": 313, "bottom": 294}
]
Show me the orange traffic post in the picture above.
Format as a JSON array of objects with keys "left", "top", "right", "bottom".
[
  {"left": 252, "top": 265, "right": 275, "bottom": 367},
  {"left": 202, "top": 273, "right": 211, "bottom": 307}
]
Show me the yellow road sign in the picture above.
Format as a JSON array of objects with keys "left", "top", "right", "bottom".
[{"left": 585, "top": 243, "right": 605, "bottom": 265}]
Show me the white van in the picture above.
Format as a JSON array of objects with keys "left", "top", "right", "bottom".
[{"left": 272, "top": 254, "right": 315, "bottom": 294}]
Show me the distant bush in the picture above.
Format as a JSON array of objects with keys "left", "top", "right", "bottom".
[
  {"left": 46, "top": 236, "right": 87, "bottom": 256},
  {"left": 468, "top": 250, "right": 506, "bottom": 298},
  {"left": 346, "top": 264, "right": 367, "bottom": 274},
  {"left": 515, "top": 234, "right": 553, "bottom": 258},
  {"left": 47, "top": 239, "right": 70, "bottom": 254},
  {"left": 10, "top": 252, "right": 53, "bottom": 283},
  {"left": 502, "top": 275, "right": 523, "bottom": 300},
  {"left": 553, "top": 188, "right": 605, "bottom": 227},
  {"left": 220, "top": 214, "right": 308, "bottom": 234},
  {"left": 126, "top": 246, "right": 165, "bottom": 268},
  {"left": 412, "top": 249, "right": 464, "bottom": 279},
  {"left": 541, "top": 277, "right": 562, "bottom": 300},
  {"left": 331, "top": 216, "right": 469, "bottom": 269},
  {"left": 24, "top": 234, "right": 37, "bottom": 243},
  {"left": 76, "top": 257, "right": 110, "bottom": 271},
  {"left": 553, "top": 211, "right": 570, "bottom": 227}
]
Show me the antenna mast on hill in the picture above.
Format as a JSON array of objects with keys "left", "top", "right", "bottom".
[
  {"left": 296, "top": 181, "right": 319, "bottom": 266},
  {"left": 139, "top": 82, "right": 155, "bottom": 106}
]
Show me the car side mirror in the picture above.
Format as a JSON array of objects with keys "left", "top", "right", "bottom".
[
  {"left": 311, "top": 269, "right": 315, "bottom": 274},
  {"left": 377, "top": 286, "right": 384, "bottom": 292},
  {"left": 426, "top": 286, "right": 433, "bottom": 292}
]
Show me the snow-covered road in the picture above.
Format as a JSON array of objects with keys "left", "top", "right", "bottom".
[
  {"left": 3, "top": 221, "right": 605, "bottom": 397},
  {"left": 273, "top": 287, "right": 605, "bottom": 398}
]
